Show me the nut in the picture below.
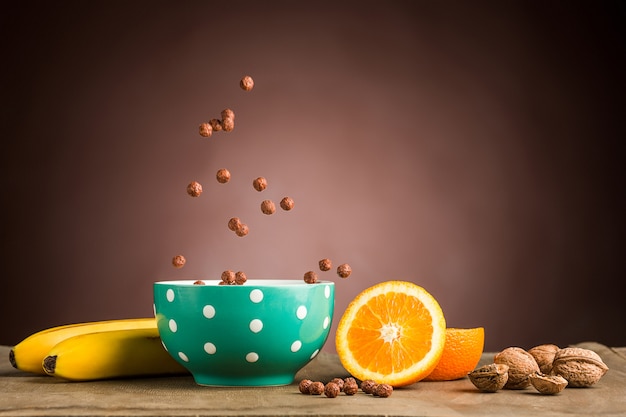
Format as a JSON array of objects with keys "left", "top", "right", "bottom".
[
  {"left": 360, "top": 380, "right": 378, "bottom": 394},
  {"left": 261, "top": 199, "right": 276, "bottom": 215},
  {"left": 216, "top": 168, "right": 231, "bottom": 184},
  {"left": 172, "top": 255, "right": 186, "bottom": 268},
  {"left": 468, "top": 363, "right": 509, "bottom": 392},
  {"left": 494, "top": 347, "right": 540, "bottom": 389},
  {"left": 374, "top": 383, "right": 393, "bottom": 397},
  {"left": 235, "top": 271, "right": 247, "bottom": 285},
  {"left": 199, "top": 122, "right": 212, "bottom": 137},
  {"left": 228, "top": 217, "right": 241, "bottom": 231},
  {"left": 324, "top": 382, "right": 340, "bottom": 398},
  {"left": 186, "top": 181, "right": 202, "bottom": 197},
  {"left": 240, "top": 75, "right": 254, "bottom": 91},
  {"left": 528, "top": 344, "right": 560, "bottom": 374},
  {"left": 221, "top": 270, "right": 235, "bottom": 285},
  {"left": 529, "top": 372, "right": 568, "bottom": 394},
  {"left": 253, "top": 177, "right": 267, "bottom": 192},
  {"left": 337, "top": 263, "right": 352, "bottom": 278},
  {"left": 280, "top": 196, "right": 294, "bottom": 211},
  {"left": 298, "top": 379, "right": 312, "bottom": 394},
  {"left": 209, "top": 118, "right": 222, "bottom": 132},
  {"left": 235, "top": 223, "right": 249, "bottom": 237},
  {"left": 319, "top": 258, "right": 332, "bottom": 271},
  {"left": 308, "top": 381, "right": 324, "bottom": 395},
  {"left": 193, "top": 280, "right": 205, "bottom": 285},
  {"left": 303, "top": 271, "right": 318, "bottom": 284},
  {"left": 550, "top": 347, "right": 609, "bottom": 387}
]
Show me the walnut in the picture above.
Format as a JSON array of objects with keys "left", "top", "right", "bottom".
[
  {"left": 528, "top": 344, "right": 560, "bottom": 374},
  {"left": 468, "top": 363, "right": 509, "bottom": 392},
  {"left": 494, "top": 347, "right": 540, "bottom": 389},
  {"left": 550, "top": 347, "right": 609, "bottom": 387},
  {"left": 528, "top": 372, "right": 568, "bottom": 394}
]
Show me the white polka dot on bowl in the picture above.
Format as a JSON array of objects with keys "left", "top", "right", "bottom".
[
  {"left": 249, "top": 289, "right": 263, "bottom": 303},
  {"left": 290, "top": 340, "right": 302, "bottom": 352},
  {"left": 296, "top": 305, "right": 307, "bottom": 320},
  {"left": 204, "top": 342, "right": 216, "bottom": 355},
  {"left": 203, "top": 305, "right": 216, "bottom": 319},
  {"left": 249, "top": 319, "right": 263, "bottom": 333},
  {"left": 169, "top": 319, "right": 178, "bottom": 332}
]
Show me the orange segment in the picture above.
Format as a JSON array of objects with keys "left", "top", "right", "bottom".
[
  {"left": 423, "top": 327, "right": 485, "bottom": 381},
  {"left": 335, "top": 281, "right": 446, "bottom": 387}
]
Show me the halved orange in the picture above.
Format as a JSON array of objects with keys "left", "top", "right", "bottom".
[
  {"left": 335, "top": 281, "right": 447, "bottom": 387},
  {"left": 423, "top": 327, "right": 485, "bottom": 381}
]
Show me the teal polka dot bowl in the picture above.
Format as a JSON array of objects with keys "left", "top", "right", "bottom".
[{"left": 153, "top": 279, "right": 335, "bottom": 386}]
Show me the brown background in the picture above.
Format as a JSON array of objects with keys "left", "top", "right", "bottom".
[{"left": 1, "top": 0, "right": 625, "bottom": 353}]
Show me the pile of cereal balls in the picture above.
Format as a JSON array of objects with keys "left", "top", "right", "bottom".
[{"left": 298, "top": 378, "right": 393, "bottom": 398}]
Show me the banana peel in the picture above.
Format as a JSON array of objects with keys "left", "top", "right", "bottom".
[{"left": 42, "top": 327, "right": 188, "bottom": 381}]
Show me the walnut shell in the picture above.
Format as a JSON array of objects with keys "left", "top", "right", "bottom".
[
  {"left": 528, "top": 344, "right": 560, "bottom": 374},
  {"left": 468, "top": 363, "right": 509, "bottom": 392},
  {"left": 551, "top": 347, "right": 609, "bottom": 387},
  {"left": 529, "top": 372, "right": 568, "bottom": 394},
  {"left": 494, "top": 347, "right": 540, "bottom": 389}
]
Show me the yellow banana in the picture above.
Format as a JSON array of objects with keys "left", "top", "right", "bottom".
[
  {"left": 42, "top": 327, "right": 189, "bottom": 381},
  {"left": 10, "top": 318, "right": 156, "bottom": 375}
]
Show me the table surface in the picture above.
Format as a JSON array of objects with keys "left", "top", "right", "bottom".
[{"left": 1, "top": 342, "right": 625, "bottom": 417}]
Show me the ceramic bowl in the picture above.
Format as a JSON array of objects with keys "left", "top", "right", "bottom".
[{"left": 153, "top": 279, "right": 335, "bottom": 386}]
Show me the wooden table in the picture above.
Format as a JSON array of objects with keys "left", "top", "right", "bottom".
[{"left": 1, "top": 342, "right": 624, "bottom": 416}]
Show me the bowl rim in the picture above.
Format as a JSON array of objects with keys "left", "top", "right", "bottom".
[{"left": 154, "top": 279, "right": 335, "bottom": 287}]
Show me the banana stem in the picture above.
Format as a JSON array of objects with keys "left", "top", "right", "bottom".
[
  {"left": 9, "top": 349, "right": 17, "bottom": 369},
  {"left": 42, "top": 355, "right": 57, "bottom": 375}
]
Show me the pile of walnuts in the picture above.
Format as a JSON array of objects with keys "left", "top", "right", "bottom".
[{"left": 468, "top": 344, "right": 609, "bottom": 395}]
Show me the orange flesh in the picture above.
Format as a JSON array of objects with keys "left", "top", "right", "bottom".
[{"left": 347, "top": 292, "right": 434, "bottom": 374}]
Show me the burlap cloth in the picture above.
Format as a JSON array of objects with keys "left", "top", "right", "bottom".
[{"left": 1, "top": 342, "right": 624, "bottom": 416}]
